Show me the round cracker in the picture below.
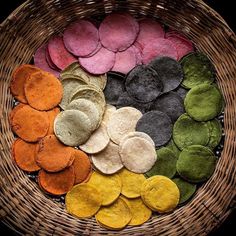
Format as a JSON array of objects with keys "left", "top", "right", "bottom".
[
  {"left": 91, "top": 141, "right": 123, "bottom": 174},
  {"left": 102, "top": 104, "right": 116, "bottom": 124},
  {"left": 79, "top": 123, "right": 110, "bottom": 154},
  {"left": 107, "top": 107, "right": 142, "bottom": 144},
  {"left": 207, "top": 119, "right": 222, "bottom": 149},
  {"left": 46, "top": 107, "right": 60, "bottom": 135},
  {"left": 119, "top": 137, "right": 157, "bottom": 173},
  {"left": 54, "top": 110, "right": 92, "bottom": 146}
]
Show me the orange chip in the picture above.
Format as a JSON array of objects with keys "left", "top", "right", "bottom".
[
  {"left": 36, "top": 135, "right": 74, "bottom": 172},
  {"left": 12, "top": 138, "right": 41, "bottom": 172},
  {"left": 38, "top": 166, "right": 75, "bottom": 195},
  {"left": 46, "top": 107, "right": 60, "bottom": 135},
  {"left": 24, "top": 70, "right": 63, "bottom": 111},
  {"left": 72, "top": 150, "right": 92, "bottom": 184},
  {"left": 10, "top": 104, "right": 49, "bottom": 142},
  {"left": 10, "top": 64, "right": 41, "bottom": 103},
  {"left": 9, "top": 103, "right": 25, "bottom": 123}
]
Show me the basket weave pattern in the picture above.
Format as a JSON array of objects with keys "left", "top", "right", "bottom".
[{"left": 0, "top": 0, "right": 236, "bottom": 235}]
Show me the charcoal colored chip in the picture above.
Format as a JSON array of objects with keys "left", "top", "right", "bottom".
[
  {"left": 136, "top": 111, "right": 172, "bottom": 147},
  {"left": 150, "top": 91, "right": 184, "bottom": 123},
  {"left": 149, "top": 57, "right": 183, "bottom": 93},
  {"left": 174, "top": 86, "right": 188, "bottom": 100},
  {"left": 125, "top": 65, "right": 163, "bottom": 103},
  {"left": 207, "top": 119, "right": 222, "bottom": 149},
  {"left": 116, "top": 92, "right": 152, "bottom": 114},
  {"left": 104, "top": 72, "right": 126, "bottom": 105}
]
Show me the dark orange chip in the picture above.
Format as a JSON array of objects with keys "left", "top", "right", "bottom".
[
  {"left": 38, "top": 166, "right": 75, "bottom": 195},
  {"left": 36, "top": 135, "right": 74, "bottom": 172},
  {"left": 10, "top": 64, "right": 41, "bottom": 103},
  {"left": 46, "top": 107, "right": 60, "bottom": 135},
  {"left": 12, "top": 138, "right": 41, "bottom": 172},
  {"left": 9, "top": 103, "right": 25, "bottom": 123}
]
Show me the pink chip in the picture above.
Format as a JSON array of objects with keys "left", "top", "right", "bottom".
[
  {"left": 79, "top": 46, "right": 115, "bottom": 75},
  {"left": 83, "top": 42, "right": 102, "bottom": 58},
  {"left": 48, "top": 36, "right": 77, "bottom": 70},
  {"left": 142, "top": 38, "right": 178, "bottom": 64},
  {"left": 112, "top": 47, "right": 137, "bottom": 74},
  {"left": 63, "top": 20, "right": 100, "bottom": 57},
  {"left": 165, "top": 31, "right": 194, "bottom": 60},
  {"left": 34, "top": 44, "right": 60, "bottom": 77},
  {"left": 132, "top": 44, "right": 143, "bottom": 65},
  {"left": 136, "top": 19, "right": 165, "bottom": 50},
  {"left": 99, "top": 13, "right": 138, "bottom": 52},
  {"left": 45, "top": 46, "right": 59, "bottom": 70}
]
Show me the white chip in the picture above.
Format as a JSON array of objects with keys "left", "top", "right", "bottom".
[{"left": 102, "top": 104, "right": 116, "bottom": 124}]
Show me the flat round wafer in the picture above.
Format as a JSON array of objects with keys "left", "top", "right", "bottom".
[
  {"left": 36, "top": 135, "right": 74, "bottom": 172},
  {"left": 91, "top": 141, "right": 123, "bottom": 174},
  {"left": 207, "top": 119, "right": 222, "bottom": 149},
  {"left": 88, "top": 74, "right": 107, "bottom": 91},
  {"left": 174, "top": 86, "right": 188, "bottom": 99},
  {"left": 54, "top": 110, "right": 92, "bottom": 146},
  {"left": 12, "top": 139, "right": 41, "bottom": 172},
  {"left": 10, "top": 104, "right": 49, "bottom": 142},
  {"left": 119, "top": 136, "right": 157, "bottom": 173},
  {"left": 166, "top": 139, "right": 181, "bottom": 157},
  {"left": 87, "top": 172, "right": 121, "bottom": 206},
  {"left": 9, "top": 103, "right": 25, "bottom": 122},
  {"left": 47, "top": 107, "right": 60, "bottom": 135},
  {"left": 24, "top": 70, "right": 63, "bottom": 111},
  {"left": 66, "top": 183, "right": 102, "bottom": 218},
  {"left": 107, "top": 107, "right": 142, "bottom": 144},
  {"left": 118, "top": 168, "right": 146, "bottom": 198},
  {"left": 45, "top": 46, "right": 59, "bottom": 70},
  {"left": 102, "top": 104, "right": 116, "bottom": 124}
]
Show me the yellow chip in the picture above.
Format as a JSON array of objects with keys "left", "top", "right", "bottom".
[
  {"left": 65, "top": 183, "right": 102, "bottom": 218},
  {"left": 120, "top": 196, "right": 152, "bottom": 226},
  {"left": 119, "top": 168, "right": 146, "bottom": 198},
  {"left": 95, "top": 198, "right": 132, "bottom": 230},
  {"left": 141, "top": 175, "right": 180, "bottom": 213},
  {"left": 87, "top": 171, "right": 122, "bottom": 206}
]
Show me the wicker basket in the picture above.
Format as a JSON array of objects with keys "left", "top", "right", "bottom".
[{"left": 0, "top": 0, "right": 235, "bottom": 235}]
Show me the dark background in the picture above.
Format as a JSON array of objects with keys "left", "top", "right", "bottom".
[{"left": 0, "top": 0, "right": 235, "bottom": 235}]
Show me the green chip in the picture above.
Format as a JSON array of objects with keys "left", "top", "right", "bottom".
[
  {"left": 172, "top": 178, "right": 197, "bottom": 204},
  {"left": 166, "top": 139, "right": 181, "bottom": 157},
  {"left": 207, "top": 119, "right": 222, "bottom": 149},
  {"left": 176, "top": 145, "right": 217, "bottom": 183},
  {"left": 145, "top": 147, "right": 177, "bottom": 178},
  {"left": 180, "top": 52, "right": 215, "bottom": 89},
  {"left": 173, "top": 113, "right": 210, "bottom": 150},
  {"left": 184, "top": 84, "right": 223, "bottom": 121}
]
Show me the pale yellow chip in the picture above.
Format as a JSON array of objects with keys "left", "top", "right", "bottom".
[
  {"left": 120, "top": 196, "right": 152, "bottom": 226},
  {"left": 79, "top": 123, "right": 110, "bottom": 154},
  {"left": 65, "top": 183, "right": 102, "bottom": 218},
  {"left": 95, "top": 197, "right": 132, "bottom": 230},
  {"left": 118, "top": 168, "right": 146, "bottom": 198},
  {"left": 89, "top": 74, "right": 107, "bottom": 90},
  {"left": 107, "top": 107, "right": 142, "bottom": 144},
  {"left": 141, "top": 175, "right": 180, "bottom": 213},
  {"left": 102, "top": 104, "right": 116, "bottom": 124},
  {"left": 87, "top": 171, "right": 121, "bottom": 206}
]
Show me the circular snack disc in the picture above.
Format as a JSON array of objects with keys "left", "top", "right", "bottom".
[
  {"left": 102, "top": 104, "right": 116, "bottom": 124},
  {"left": 118, "top": 168, "right": 146, "bottom": 198},
  {"left": 95, "top": 198, "right": 132, "bottom": 230},
  {"left": 47, "top": 107, "right": 60, "bottom": 135},
  {"left": 79, "top": 46, "right": 115, "bottom": 75},
  {"left": 54, "top": 110, "right": 92, "bottom": 146},
  {"left": 174, "top": 86, "right": 188, "bottom": 100},
  {"left": 38, "top": 166, "right": 75, "bottom": 195},
  {"left": 125, "top": 65, "right": 163, "bottom": 103},
  {"left": 141, "top": 175, "right": 180, "bottom": 213},
  {"left": 107, "top": 107, "right": 142, "bottom": 144},
  {"left": 119, "top": 137, "right": 157, "bottom": 173},
  {"left": 173, "top": 113, "right": 210, "bottom": 150},
  {"left": 79, "top": 123, "right": 110, "bottom": 154},
  {"left": 176, "top": 145, "right": 217, "bottom": 183},
  {"left": 91, "top": 141, "right": 123, "bottom": 174},
  {"left": 184, "top": 84, "right": 223, "bottom": 121},
  {"left": 87, "top": 172, "right": 121, "bottom": 206},
  {"left": 136, "top": 111, "right": 173, "bottom": 147},
  {"left": 66, "top": 183, "right": 102, "bottom": 218},
  {"left": 207, "top": 119, "right": 222, "bottom": 149},
  {"left": 88, "top": 74, "right": 107, "bottom": 91},
  {"left": 172, "top": 178, "right": 197, "bottom": 204},
  {"left": 24, "top": 70, "right": 63, "bottom": 111},
  {"left": 120, "top": 196, "right": 152, "bottom": 226},
  {"left": 150, "top": 92, "right": 185, "bottom": 123},
  {"left": 45, "top": 46, "right": 59, "bottom": 70},
  {"left": 145, "top": 147, "right": 177, "bottom": 178},
  {"left": 149, "top": 56, "right": 183, "bottom": 93},
  {"left": 63, "top": 20, "right": 99, "bottom": 57},
  {"left": 166, "top": 139, "right": 181, "bottom": 157},
  {"left": 99, "top": 13, "right": 138, "bottom": 52}
]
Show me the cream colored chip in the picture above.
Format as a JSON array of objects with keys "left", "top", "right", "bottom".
[
  {"left": 119, "top": 137, "right": 157, "bottom": 173},
  {"left": 89, "top": 74, "right": 107, "bottom": 90},
  {"left": 91, "top": 141, "right": 123, "bottom": 174},
  {"left": 79, "top": 123, "right": 110, "bottom": 154},
  {"left": 102, "top": 104, "right": 116, "bottom": 124},
  {"left": 107, "top": 107, "right": 142, "bottom": 144}
]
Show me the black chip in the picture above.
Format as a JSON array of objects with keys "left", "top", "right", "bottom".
[
  {"left": 150, "top": 91, "right": 185, "bottom": 123},
  {"left": 125, "top": 65, "right": 163, "bottom": 103},
  {"left": 149, "top": 56, "right": 183, "bottom": 93},
  {"left": 174, "top": 86, "right": 188, "bottom": 100},
  {"left": 136, "top": 111, "right": 173, "bottom": 147}
]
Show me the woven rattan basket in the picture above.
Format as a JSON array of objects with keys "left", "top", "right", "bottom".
[{"left": 0, "top": 0, "right": 236, "bottom": 235}]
